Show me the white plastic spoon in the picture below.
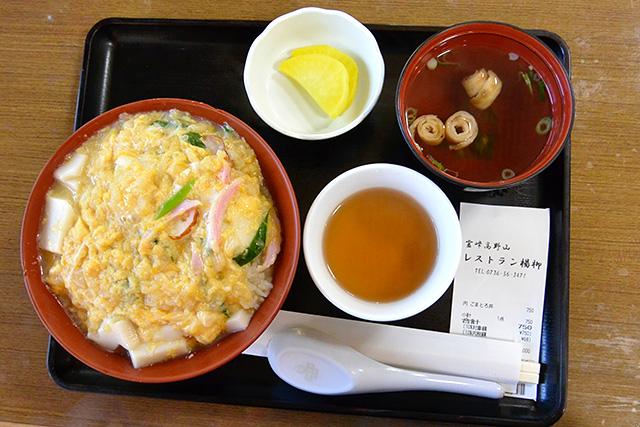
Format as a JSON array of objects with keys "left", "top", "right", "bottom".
[{"left": 267, "top": 327, "right": 505, "bottom": 399}]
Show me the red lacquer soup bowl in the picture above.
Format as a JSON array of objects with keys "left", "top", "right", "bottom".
[
  {"left": 21, "top": 98, "right": 300, "bottom": 383},
  {"left": 396, "top": 22, "right": 574, "bottom": 190}
]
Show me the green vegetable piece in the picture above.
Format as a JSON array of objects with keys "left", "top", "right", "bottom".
[
  {"left": 537, "top": 80, "right": 547, "bottom": 102},
  {"left": 435, "top": 52, "right": 456, "bottom": 66},
  {"left": 222, "top": 125, "right": 239, "bottom": 138},
  {"left": 234, "top": 212, "right": 269, "bottom": 266},
  {"left": 519, "top": 71, "right": 533, "bottom": 95},
  {"left": 220, "top": 303, "right": 230, "bottom": 318},
  {"left": 406, "top": 107, "right": 418, "bottom": 125},
  {"left": 427, "top": 155, "right": 446, "bottom": 171},
  {"left": 536, "top": 116, "right": 553, "bottom": 135},
  {"left": 184, "top": 132, "right": 206, "bottom": 148},
  {"left": 153, "top": 120, "right": 169, "bottom": 127},
  {"left": 469, "top": 132, "right": 496, "bottom": 160},
  {"left": 156, "top": 178, "right": 195, "bottom": 219}
]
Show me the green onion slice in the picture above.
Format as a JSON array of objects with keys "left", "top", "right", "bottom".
[
  {"left": 435, "top": 52, "right": 456, "bottom": 66},
  {"left": 233, "top": 212, "right": 269, "bottom": 266},
  {"left": 427, "top": 155, "right": 446, "bottom": 172},
  {"left": 537, "top": 80, "right": 547, "bottom": 102},
  {"left": 519, "top": 71, "right": 533, "bottom": 95},
  {"left": 220, "top": 303, "right": 230, "bottom": 318},
  {"left": 502, "top": 168, "right": 516, "bottom": 180},
  {"left": 406, "top": 107, "right": 418, "bottom": 125},
  {"left": 536, "top": 116, "right": 553, "bottom": 135},
  {"left": 156, "top": 178, "right": 196, "bottom": 219}
]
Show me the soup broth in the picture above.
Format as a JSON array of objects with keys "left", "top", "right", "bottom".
[
  {"left": 322, "top": 188, "right": 437, "bottom": 302},
  {"left": 405, "top": 44, "right": 553, "bottom": 182}
]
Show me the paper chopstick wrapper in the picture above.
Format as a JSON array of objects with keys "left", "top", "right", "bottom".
[{"left": 244, "top": 310, "right": 524, "bottom": 393}]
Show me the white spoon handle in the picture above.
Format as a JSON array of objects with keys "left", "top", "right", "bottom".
[
  {"left": 352, "top": 364, "right": 505, "bottom": 398},
  {"left": 268, "top": 327, "right": 505, "bottom": 399}
]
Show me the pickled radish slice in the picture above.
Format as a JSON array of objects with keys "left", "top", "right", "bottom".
[
  {"left": 279, "top": 53, "right": 350, "bottom": 119},
  {"left": 292, "top": 45, "right": 359, "bottom": 110}
]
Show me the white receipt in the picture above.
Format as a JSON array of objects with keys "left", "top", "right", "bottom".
[{"left": 449, "top": 202, "right": 550, "bottom": 400}]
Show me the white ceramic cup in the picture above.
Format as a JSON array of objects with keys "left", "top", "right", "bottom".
[{"left": 303, "top": 163, "right": 461, "bottom": 321}]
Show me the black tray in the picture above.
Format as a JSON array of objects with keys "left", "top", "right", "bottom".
[{"left": 48, "top": 17, "right": 570, "bottom": 426}]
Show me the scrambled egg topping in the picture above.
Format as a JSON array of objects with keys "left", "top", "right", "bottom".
[{"left": 43, "top": 110, "right": 281, "bottom": 358}]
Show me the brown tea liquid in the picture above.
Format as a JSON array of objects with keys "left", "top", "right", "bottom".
[{"left": 323, "top": 187, "right": 438, "bottom": 302}]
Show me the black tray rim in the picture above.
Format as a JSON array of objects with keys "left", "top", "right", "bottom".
[{"left": 51, "top": 16, "right": 570, "bottom": 426}]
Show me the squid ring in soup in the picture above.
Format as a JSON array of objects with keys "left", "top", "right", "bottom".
[
  {"left": 410, "top": 114, "right": 445, "bottom": 146},
  {"left": 445, "top": 110, "right": 478, "bottom": 150},
  {"left": 462, "top": 68, "right": 503, "bottom": 110}
]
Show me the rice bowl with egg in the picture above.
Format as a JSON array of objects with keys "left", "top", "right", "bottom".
[{"left": 38, "top": 109, "right": 282, "bottom": 369}]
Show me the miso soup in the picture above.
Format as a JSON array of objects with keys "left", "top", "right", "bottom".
[{"left": 405, "top": 44, "right": 553, "bottom": 182}]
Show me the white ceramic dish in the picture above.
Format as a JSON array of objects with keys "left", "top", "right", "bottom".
[
  {"left": 303, "top": 163, "right": 462, "bottom": 321},
  {"left": 243, "top": 7, "right": 385, "bottom": 140}
]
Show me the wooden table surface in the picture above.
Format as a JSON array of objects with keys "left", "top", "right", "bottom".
[{"left": 2, "top": 1, "right": 638, "bottom": 426}]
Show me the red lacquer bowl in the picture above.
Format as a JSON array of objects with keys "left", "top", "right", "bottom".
[
  {"left": 396, "top": 22, "right": 574, "bottom": 189},
  {"left": 21, "top": 98, "right": 300, "bottom": 383}
]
